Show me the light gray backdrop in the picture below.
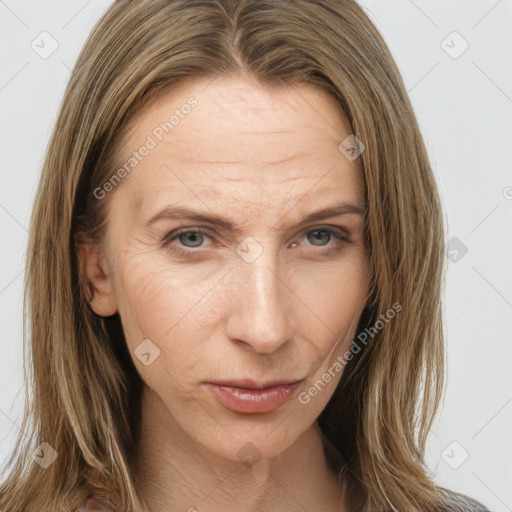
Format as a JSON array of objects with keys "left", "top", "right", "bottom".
[{"left": 0, "top": 0, "right": 511, "bottom": 510}]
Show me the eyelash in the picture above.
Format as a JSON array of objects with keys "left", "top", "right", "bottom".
[{"left": 162, "top": 226, "right": 350, "bottom": 259}]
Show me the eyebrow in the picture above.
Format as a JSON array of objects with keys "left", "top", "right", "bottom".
[{"left": 144, "top": 200, "right": 365, "bottom": 233}]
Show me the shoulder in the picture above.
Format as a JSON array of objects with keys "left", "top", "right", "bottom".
[
  {"left": 77, "top": 496, "right": 117, "bottom": 511},
  {"left": 436, "top": 488, "right": 490, "bottom": 512}
]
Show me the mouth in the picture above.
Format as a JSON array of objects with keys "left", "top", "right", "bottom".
[{"left": 203, "top": 379, "right": 303, "bottom": 414}]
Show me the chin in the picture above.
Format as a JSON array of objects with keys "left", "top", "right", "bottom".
[{"left": 193, "top": 423, "right": 302, "bottom": 465}]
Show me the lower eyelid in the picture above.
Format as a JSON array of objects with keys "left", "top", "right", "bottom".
[
  {"left": 300, "top": 228, "right": 349, "bottom": 244},
  {"left": 164, "top": 227, "right": 350, "bottom": 252},
  {"left": 164, "top": 229, "right": 211, "bottom": 246}
]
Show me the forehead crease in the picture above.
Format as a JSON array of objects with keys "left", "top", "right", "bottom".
[{"left": 125, "top": 161, "right": 361, "bottom": 211}]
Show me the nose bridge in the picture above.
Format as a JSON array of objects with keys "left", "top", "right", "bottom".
[{"left": 226, "top": 241, "right": 293, "bottom": 353}]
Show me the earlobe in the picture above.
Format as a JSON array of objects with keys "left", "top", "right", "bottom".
[
  {"left": 89, "top": 294, "right": 117, "bottom": 317},
  {"left": 76, "top": 242, "right": 118, "bottom": 317}
]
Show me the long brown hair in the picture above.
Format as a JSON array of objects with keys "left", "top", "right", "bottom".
[{"left": 0, "top": 1, "right": 484, "bottom": 511}]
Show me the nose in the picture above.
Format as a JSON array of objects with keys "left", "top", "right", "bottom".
[{"left": 225, "top": 249, "right": 294, "bottom": 354}]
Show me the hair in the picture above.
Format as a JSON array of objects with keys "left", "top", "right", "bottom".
[{"left": 0, "top": 1, "right": 488, "bottom": 511}]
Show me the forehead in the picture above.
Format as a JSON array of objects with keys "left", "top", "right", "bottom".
[{"left": 111, "top": 76, "right": 363, "bottom": 212}]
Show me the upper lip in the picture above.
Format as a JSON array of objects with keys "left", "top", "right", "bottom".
[{"left": 205, "top": 379, "right": 302, "bottom": 390}]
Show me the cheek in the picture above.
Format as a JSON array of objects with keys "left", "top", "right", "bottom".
[
  {"left": 292, "top": 263, "right": 368, "bottom": 410},
  {"left": 291, "top": 255, "right": 369, "bottom": 353},
  {"left": 113, "top": 245, "right": 368, "bottom": 387},
  {"left": 115, "top": 253, "right": 204, "bottom": 337},
  {"left": 113, "top": 255, "right": 220, "bottom": 383}
]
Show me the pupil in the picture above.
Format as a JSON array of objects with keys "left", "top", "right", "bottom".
[
  {"left": 180, "top": 232, "right": 203, "bottom": 247},
  {"left": 308, "top": 230, "right": 330, "bottom": 246},
  {"left": 178, "top": 231, "right": 330, "bottom": 248}
]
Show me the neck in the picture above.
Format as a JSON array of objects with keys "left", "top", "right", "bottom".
[{"left": 132, "top": 385, "right": 354, "bottom": 512}]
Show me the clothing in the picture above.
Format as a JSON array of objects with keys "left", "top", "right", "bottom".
[{"left": 78, "top": 496, "right": 117, "bottom": 511}]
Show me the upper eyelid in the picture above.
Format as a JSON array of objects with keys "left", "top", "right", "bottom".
[
  {"left": 164, "top": 225, "right": 350, "bottom": 246},
  {"left": 168, "top": 224, "right": 349, "bottom": 236}
]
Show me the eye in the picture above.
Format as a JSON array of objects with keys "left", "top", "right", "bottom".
[
  {"left": 176, "top": 230, "right": 206, "bottom": 248},
  {"left": 162, "top": 228, "right": 213, "bottom": 258},
  {"left": 162, "top": 226, "right": 350, "bottom": 259},
  {"left": 306, "top": 229, "right": 333, "bottom": 246},
  {"left": 297, "top": 227, "right": 350, "bottom": 254}
]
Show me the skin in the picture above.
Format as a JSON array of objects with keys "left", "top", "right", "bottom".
[{"left": 80, "top": 75, "right": 369, "bottom": 512}]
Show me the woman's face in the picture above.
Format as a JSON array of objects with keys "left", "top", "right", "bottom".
[{"left": 87, "top": 76, "right": 369, "bottom": 462}]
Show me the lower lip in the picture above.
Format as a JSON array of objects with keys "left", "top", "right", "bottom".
[{"left": 204, "top": 381, "right": 302, "bottom": 413}]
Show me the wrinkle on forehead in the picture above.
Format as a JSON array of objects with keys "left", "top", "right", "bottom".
[{"left": 109, "top": 77, "right": 362, "bottom": 222}]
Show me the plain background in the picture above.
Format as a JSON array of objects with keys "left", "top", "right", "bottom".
[{"left": 0, "top": 0, "right": 510, "bottom": 510}]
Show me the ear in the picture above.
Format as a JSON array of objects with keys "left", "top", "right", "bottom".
[{"left": 76, "top": 242, "right": 118, "bottom": 317}]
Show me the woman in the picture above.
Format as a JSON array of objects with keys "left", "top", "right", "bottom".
[{"left": 0, "top": 0, "right": 489, "bottom": 511}]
